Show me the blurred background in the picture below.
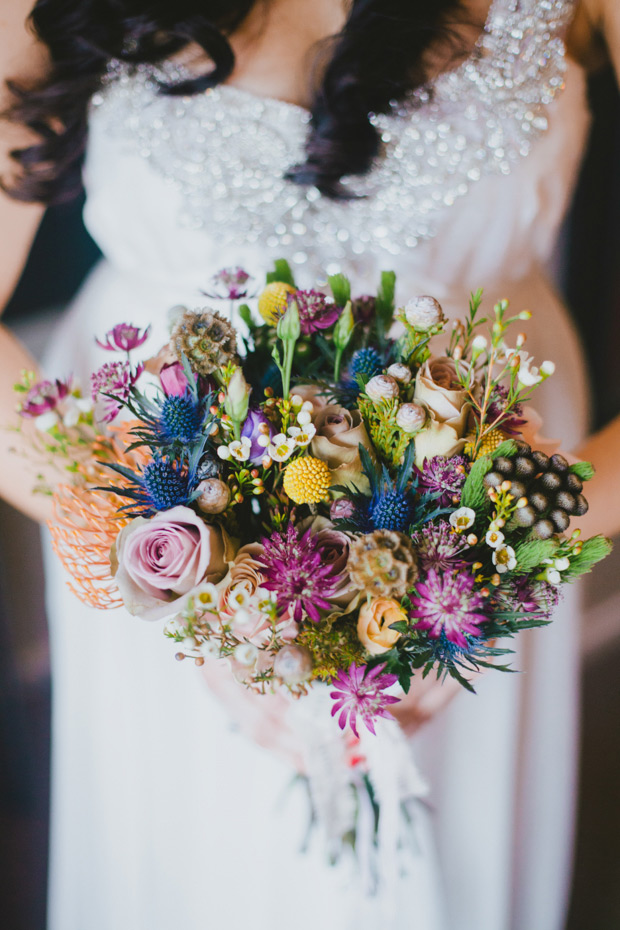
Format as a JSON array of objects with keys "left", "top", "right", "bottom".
[{"left": 1, "top": 66, "right": 620, "bottom": 930}]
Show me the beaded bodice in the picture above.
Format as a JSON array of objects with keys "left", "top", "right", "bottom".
[{"left": 85, "top": 0, "right": 587, "bottom": 292}]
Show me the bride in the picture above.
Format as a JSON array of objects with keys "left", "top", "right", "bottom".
[{"left": 1, "top": 1, "right": 620, "bottom": 928}]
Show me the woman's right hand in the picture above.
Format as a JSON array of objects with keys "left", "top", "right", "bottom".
[{"left": 200, "top": 660, "right": 309, "bottom": 773}]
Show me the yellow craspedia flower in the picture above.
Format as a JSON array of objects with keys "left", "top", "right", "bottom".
[
  {"left": 258, "top": 282, "right": 297, "bottom": 325},
  {"left": 283, "top": 456, "right": 332, "bottom": 504},
  {"left": 465, "top": 428, "right": 508, "bottom": 460}
]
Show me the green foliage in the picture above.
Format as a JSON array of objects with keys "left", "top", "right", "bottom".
[
  {"left": 328, "top": 273, "right": 352, "bottom": 307},
  {"left": 266, "top": 258, "right": 296, "bottom": 287},
  {"left": 562, "top": 535, "right": 613, "bottom": 582},
  {"left": 513, "top": 537, "right": 558, "bottom": 573},
  {"left": 491, "top": 439, "right": 519, "bottom": 459},
  {"left": 460, "top": 454, "right": 493, "bottom": 514},
  {"left": 375, "top": 271, "right": 396, "bottom": 339},
  {"left": 568, "top": 460, "right": 595, "bottom": 482}
]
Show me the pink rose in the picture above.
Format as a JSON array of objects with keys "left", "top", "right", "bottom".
[{"left": 111, "top": 505, "right": 227, "bottom": 620}]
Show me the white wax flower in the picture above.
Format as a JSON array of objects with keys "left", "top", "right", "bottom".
[
  {"left": 450, "top": 507, "right": 476, "bottom": 532},
  {"left": 492, "top": 544, "right": 517, "bottom": 573}
]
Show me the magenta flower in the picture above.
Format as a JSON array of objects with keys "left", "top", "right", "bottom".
[
  {"left": 289, "top": 290, "right": 340, "bottom": 336},
  {"left": 492, "top": 576, "right": 559, "bottom": 620},
  {"left": 330, "top": 663, "right": 400, "bottom": 737},
  {"left": 19, "top": 378, "right": 72, "bottom": 418},
  {"left": 208, "top": 266, "right": 253, "bottom": 300},
  {"left": 257, "top": 524, "right": 343, "bottom": 622},
  {"left": 91, "top": 360, "right": 143, "bottom": 422},
  {"left": 409, "top": 569, "right": 487, "bottom": 648},
  {"left": 160, "top": 362, "right": 191, "bottom": 397},
  {"left": 415, "top": 454, "right": 468, "bottom": 508},
  {"left": 96, "top": 323, "right": 150, "bottom": 353}
]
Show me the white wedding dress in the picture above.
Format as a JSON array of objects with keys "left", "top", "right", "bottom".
[{"left": 43, "top": 1, "right": 592, "bottom": 928}]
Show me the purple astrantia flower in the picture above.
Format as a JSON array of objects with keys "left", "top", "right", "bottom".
[
  {"left": 241, "top": 408, "right": 274, "bottom": 464},
  {"left": 351, "top": 294, "right": 376, "bottom": 326},
  {"left": 330, "top": 663, "right": 400, "bottom": 737},
  {"left": 208, "top": 266, "right": 253, "bottom": 300},
  {"left": 96, "top": 323, "right": 150, "bottom": 353},
  {"left": 91, "top": 360, "right": 143, "bottom": 422},
  {"left": 289, "top": 290, "right": 340, "bottom": 336},
  {"left": 257, "top": 524, "right": 343, "bottom": 622},
  {"left": 411, "top": 520, "right": 470, "bottom": 572},
  {"left": 19, "top": 378, "right": 72, "bottom": 418},
  {"left": 492, "top": 576, "right": 560, "bottom": 620},
  {"left": 410, "top": 569, "right": 488, "bottom": 648},
  {"left": 416, "top": 454, "right": 468, "bottom": 508}
]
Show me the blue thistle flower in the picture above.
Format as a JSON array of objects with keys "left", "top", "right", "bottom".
[
  {"left": 141, "top": 456, "right": 193, "bottom": 511},
  {"left": 349, "top": 348, "right": 383, "bottom": 381},
  {"left": 158, "top": 394, "right": 205, "bottom": 444},
  {"left": 370, "top": 489, "right": 415, "bottom": 532}
]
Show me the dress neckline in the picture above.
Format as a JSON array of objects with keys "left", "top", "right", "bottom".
[{"left": 183, "top": 0, "right": 504, "bottom": 117}]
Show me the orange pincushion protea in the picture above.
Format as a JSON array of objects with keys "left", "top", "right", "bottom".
[{"left": 49, "top": 422, "right": 147, "bottom": 610}]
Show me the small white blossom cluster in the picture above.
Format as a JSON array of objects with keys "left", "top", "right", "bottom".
[
  {"left": 503, "top": 346, "right": 555, "bottom": 388},
  {"left": 485, "top": 521, "right": 517, "bottom": 574},
  {"left": 266, "top": 395, "right": 315, "bottom": 464},
  {"left": 540, "top": 556, "right": 571, "bottom": 585}
]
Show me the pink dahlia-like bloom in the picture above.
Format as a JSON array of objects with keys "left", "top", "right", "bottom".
[
  {"left": 91, "top": 359, "right": 143, "bottom": 422},
  {"left": 257, "top": 524, "right": 343, "bottom": 623},
  {"left": 96, "top": 323, "right": 150, "bottom": 353},
  {"left": 208, "top": 266, "right": 253, "bottom": 300},
  {"left": 19, "top": 377, "right": 72, "bottom": 417},
  {"left": 330, "top": 663, "right": 400, "bottom": 737},
  {"left": 289, "top": 290, "right": 340, "bottom": 336},
  {"left": 410, "top": 569, "right": 487, "bottom": 648}
]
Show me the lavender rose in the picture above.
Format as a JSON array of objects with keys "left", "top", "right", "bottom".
[
  {"left": 111, "top": 505, "right": 228, "bottom": 621},
  {"left": 241, "top": 408, "right": 274, "bottom": 464}
]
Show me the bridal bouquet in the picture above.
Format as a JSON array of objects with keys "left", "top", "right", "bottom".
[{"left": 16, "top": 261, "right": 611, "bottom": 736}]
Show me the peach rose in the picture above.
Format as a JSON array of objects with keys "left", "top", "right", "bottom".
[{"left": 357, "top": 597, "right": 407, "bottom": 655}]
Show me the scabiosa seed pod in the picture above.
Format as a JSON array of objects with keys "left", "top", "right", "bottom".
[
  {"left": 348, "top": 529, "right": 418, "bottom": 599},
  {"left": 494, "top": 457, "right": 514, "bottom": 476},
  {"left": 170, "top": 309, "right": 239, "bottom": 376},
  {"left": 549, "top": 453, "right": 569, "bottom": 474},
  {"left": 565, "top": 473, "right": 583, "bottom": 494},
  {"left": 513, "top": 456, "right": 536, "bottom": 479},
  {"left": 483, "top": 471, "right": 503, "bottom": 489},
  {"left": 513, "top": 504, "right": 537, "bottom": 527},
  {"left": 539, "top": 471, "right": 562, "bottom": 492},
  {"left": 531, "top": 451, "right": 550, "bottom": 471},
  {"left": 556, "top": 490, "right": 577, "bottom": 513},
  {"left": 550, "top": 508, "right": 570, "bottom": 532},
  {"left": 529, "top": 490, "right": 549, "bottom": 513}
]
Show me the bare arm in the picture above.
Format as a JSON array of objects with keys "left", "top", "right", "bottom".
[
  {"left": 567, "top": 0, "right": 620, "bottom": 539},
  {"left": 0, "top": 0, "right": 52, "bottom": 522}
]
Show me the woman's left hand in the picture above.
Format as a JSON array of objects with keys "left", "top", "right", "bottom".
[{"left": 389, "top": 670, "right": 479, "bottom": 735}]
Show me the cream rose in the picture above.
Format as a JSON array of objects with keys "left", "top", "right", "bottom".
[
  {"left": 311, "top": 405, "right": 374, "bottom": 492},
  {"left": 357, "top": 597, "right": 407, "bottom": 655},
  {"left": 413, "top": 356, "right": 471, "bottom": 465}
]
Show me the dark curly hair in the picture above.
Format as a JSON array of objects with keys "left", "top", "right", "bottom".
[{"left": 4, "top": 0, "right": 467, "bottom": 204}]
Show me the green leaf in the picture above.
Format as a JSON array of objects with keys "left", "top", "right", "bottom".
[
  {"left": 460, "top": 454, "right": 493, "bottom": 514},
  {"left": 328, "top": 273, "right": 351, "bottom": 306},
  {"left": 568, "top": 461, "right": 595, "bottom": 482},
  {"left": 388, "top": 621, "right": 410, "bottom": 634},
  {"left": 513, "top": 537, "right": 558, "bottom": 573},
  {"left": 562, "top": 535, "right": 613, "bottom": 582},
  {"left": 266, "top": 259, "right": 296, "bottom": 287},
  {"left": 376, "top": 271, "right": 396, "bottom": 331},
  {"left": 491, "top": 439, "right": 519, "bottom": 459},
  {"left": 238, "top": 304, "right": 255, "bottom": 331}
]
